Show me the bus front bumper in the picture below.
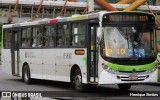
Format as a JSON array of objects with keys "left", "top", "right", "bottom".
[{"left": 98, "top": 68, "right": 158, "bottom": 84}]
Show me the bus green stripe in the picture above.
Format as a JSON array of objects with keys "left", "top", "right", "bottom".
[{"left": 107, "top": 62, "right": 156, "bottom": 71}]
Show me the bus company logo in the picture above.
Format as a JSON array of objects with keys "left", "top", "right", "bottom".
[
  {"left": 1, "top": 92, "right": 11, "bottom": 97},
  {"left": 132, "top": 69, "right": 136, "bottom": 73},
  {"left": 25, "top": 51, "right": 27, "bottom": 58}
]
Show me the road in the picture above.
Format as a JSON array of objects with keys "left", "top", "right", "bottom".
[{"left": 0, "top": 65, "right": 160, "bottom": 100}]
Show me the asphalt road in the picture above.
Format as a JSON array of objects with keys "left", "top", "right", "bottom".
[{"left": 0, "top": 65, "right": 160, "bottom": 100}]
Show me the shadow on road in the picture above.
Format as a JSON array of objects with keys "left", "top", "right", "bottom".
[
  {"left": 4, "top": 77, "right": 160, "bottom": 97},
  {"left": 7, "top": 78, "right": 139, "bottom": 97}
]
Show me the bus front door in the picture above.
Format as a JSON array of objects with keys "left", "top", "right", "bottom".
[
  {"left": 87, "top": 24, "right": 98, "bottom": 83},
  {"left": 11, "top": 30, "right": 20, "bottom": 76}
]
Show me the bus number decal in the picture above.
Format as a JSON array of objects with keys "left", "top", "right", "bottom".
[
  {"left": 63, "top": 53, "right": 72, "bottom": 59},
  {"left": 25, "top": 51, "right": 36, "bottom": 58}
]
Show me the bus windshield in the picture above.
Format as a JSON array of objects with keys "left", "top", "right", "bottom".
[{"left": 101, "top": 25, "right": 155, "bottom": 58}]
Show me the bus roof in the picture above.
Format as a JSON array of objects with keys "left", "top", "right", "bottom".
[
  {"left": 2, "top": 13, "right": 99, "bottom": 29},
  {"left": 2, "top": 11, "right": 154, "bottom": 29}
]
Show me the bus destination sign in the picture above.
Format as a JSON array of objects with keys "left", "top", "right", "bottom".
[{"left": 102, "top": 13, "right": 155, "bottom": 23}]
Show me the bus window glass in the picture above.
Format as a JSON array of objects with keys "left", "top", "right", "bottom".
[
  {"left": 91, "top": 27, "right": 94, "bottom": 50},
  {"left": 32, "top": 27, "right": 38, "bottom": 47},
  {"left": 33, "top": 27, "right": 38, "bottom": 37},
  {"left": 71, "top": 23, "right": 86, "bottom": 47},
  {"left": 56, "top": 24, "right": 70, "bottom": 47},
  {"left": 26, "top": 28, "right": 32, "bottom": 48},
  {"left": 43, "top": 25, "right": 55, "bottom": 47},
  {"left": 101, "top": 26, "right": 155, "bottom": 58},
  {"left": 4, "top": 30, "right": 12, "bottom": 48},
  {"left": 37, "top": 26, "right": 43, "bottom": 47},
  {"left": 32, "top": 26, "right": 43, "bottom": 48},
  {"left": 50, "top": 25, "right": 56, "bottom": 47},
  {"left": 21, "top": 29, "right": 27, "bottom": 48}
]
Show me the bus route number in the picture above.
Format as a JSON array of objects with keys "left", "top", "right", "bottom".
[
  {"left": 116, "top": 49, "right": 126, "bottom": 55},
  {"left": 104, "top": 48, "right": 126, "bottom": 55},
  {"left": 103, "top": 49, "right": 113, "bottom": 55}
]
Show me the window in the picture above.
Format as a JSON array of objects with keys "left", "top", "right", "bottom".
[
  {"left": 43, "top": 9, "right": 53, "bottom": 18},
  {"left": 21, "top": 28, "right": 32, "bottom": 48},
  {"left": 4, "top": 30, "right": 12, "bottom": 48},
  {"left": 43, "top": 25, "right": 56, "bottom": 48},
  {"left": 71, "top": 23, "right": 86, "bottom": 47},
  {"left": 21, "top": 29, "right": 26, "bottom": 48},
  {"left": 56, "top": 24, "right": 70, "bottom": 47},
  {"left": 27, "top": 28, "right": 32, "bottom": 48},
  {"left": 33, "top": 8, "right": 42, "bottom": 18},
  {"left": 32, "top": 26, "right": 43, "bottom": 48},
  {"left": 21, "top": 8, "right": 32, "bottom": 17}
]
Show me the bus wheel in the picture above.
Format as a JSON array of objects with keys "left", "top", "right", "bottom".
[
  {"left": 118, "top": 84, "right": 131, "bottom": 90},
  {"left": 74, "top": 69, "right": 86, "bottom": 92},
  {"left": 23, "top": 64, "right": 31, "bottom": 84}
]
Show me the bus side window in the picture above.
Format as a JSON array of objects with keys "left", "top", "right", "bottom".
[
  {"left": 21, "top": 29, "right": 27, "bottom": 48},
  {"left": 26, "top": 28, "right": 32, "bottom": 48},
  {"left": 57, "top": 38, "right": 64, "bottom": 47},
  {"left": 4, "top": 31, "right": 12, "bottom": 48},
  {"left": 42, "top": 25, "right": 55, "bottom": 48},
  {"left": 56, "top": 24, "right": 69, "bottom": 47},
  {"left": 22, "top": 38, "right": 26, "bottom": 47},
  {"left": 44, "top": 38, "right": 49, "bottom": 47},
  {"left": 34, "top": 26, "right": 43, "bottom": 48},
  {"left": 71, "top": 23, "right": 86, "bottom": 47}
]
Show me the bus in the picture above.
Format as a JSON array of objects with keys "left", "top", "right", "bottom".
[
  {"left": 156, "top": 27, "right": 160, "bottom": 81},
  {"left": 1, "top": 11, "right": 158, "bottom": 91}
]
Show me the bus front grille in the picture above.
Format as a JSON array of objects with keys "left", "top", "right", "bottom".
[
  {"left": 118, "top": 70, "right": 146, "bottom": 73},
  {"left": 117, "top": 75, "right": 149, "bottom": 81}
]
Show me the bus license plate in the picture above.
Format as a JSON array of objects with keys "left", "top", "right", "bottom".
[{"left": 129, "top": 75, "right": 138, "bottom": 80}]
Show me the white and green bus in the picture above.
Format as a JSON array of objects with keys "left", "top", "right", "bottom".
[{"left": 1, "top": 11, "right": 158, "bottom": 91}]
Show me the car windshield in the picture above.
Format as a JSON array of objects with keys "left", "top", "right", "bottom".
[{"left": 100, "top": 25, "right": 155, "bottom": 58}]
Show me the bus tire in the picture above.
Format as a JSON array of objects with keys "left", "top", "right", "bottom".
[
  {"left": 118, "top": 84, "right": 131, "bottom": 90},
  {"left": 74, "top": 69, "right": 86, "bottom": 92},
  {"left": 22, "top": 64, "right": 31, "bottom": 84}
]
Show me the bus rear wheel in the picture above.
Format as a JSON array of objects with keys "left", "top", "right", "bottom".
[
  {"left": 118, "top": 84, "right": 131, "bottom": 90},
  {"left": 22, "top": 64, "right": 31, "bottom": 84},
  {"left": 74, "top": 69, "right": 86, "bottom": 92}
]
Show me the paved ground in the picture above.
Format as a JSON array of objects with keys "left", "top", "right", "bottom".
[{"left": 0, "top": 65, "right": 160, "bottom": 100}]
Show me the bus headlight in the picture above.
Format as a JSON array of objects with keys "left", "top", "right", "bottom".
[
  {"left": 102, "top": 64, "right": 117, "bottom": 74},
  {"left": 147, "top": 66, "right": 158, "bottom": 73}
]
